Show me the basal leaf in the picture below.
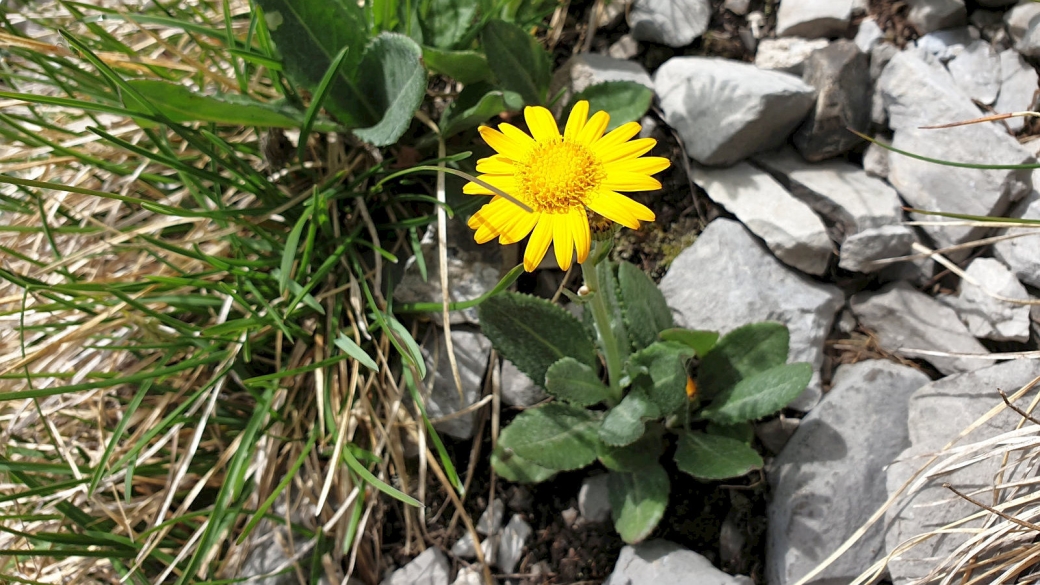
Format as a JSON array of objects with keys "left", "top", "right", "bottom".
[
  {"left": 478, "top": 292, "right": 595, "bottom": 387},
  {"left": 352, "top": 33, "right": 427, "bottom": 146},
  {"left": 480, "top": 19, "right": 551, "bottom": 105},
  {"left": 419, "top": 0, "right": 479, "bottom": 49},
  {"left": 497, "top": 403, "right": 600, "bottom": 471},
  {"left": 701, "top": 363, "right": 812, "bottom": 424},
  {"left": 565, "top": 80, "right": 653, "bottom": 132},
  {"left": 659, "top": 328, "right": 719, "bottom": 358},
  {"left": 674, "top": 431, "right": 763, "bottom": 481},
  {"left": 491, "top": 445, "right": 556, "bottom": 483},
  {"left": 598, "top": 389, "right": 659, "bottom": 447},
  {"left": 545, "top": 357, "right": 610, "bottom": 407},
  {"left": 441, "top": 83, "right": 523, "bottom": 137},
  {"left": 122, "top": 80, "right": 313, "bottom": 128},
  {"left": 595, "top": 261, "right": 630, "bottom": 359},
  {"left": 608, "top": 464, "right": 669, "bottom": 544},
  {"left": 598, "top": 428, "right": 665, "bottom": 472},
  {"left": 698, "top": 322, "right": 789, "bottom": 400},
  {"left": 628, "top": 341, "right": 694, "bottom": 416},
  {"left": 617, "top": 261, "right": 673, "bottom": 350},
  {"left": 423, "top": 46, "right": 492, "bottom": 84}
]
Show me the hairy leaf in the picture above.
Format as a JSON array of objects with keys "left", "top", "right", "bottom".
[
  {"left": 698, "top": 322, "right": 789, "bottom": 400},
  {"left": 702, "top": 363, "right": 812, "bottom": 424},
  {"left": 618, "top": 261, "right": 673, "bottom": 350},
  {"left": 480, "top": 19, "right": 550, "bottom": 105},
  {"left": 608, "top": 464, "right": 669, "bottom": 544},
  {"left": 598, "top": 389, "right": 658, "bottom": 447},
  {"left": 628, "top": 341, "right": 694, "bottom": 416},
  {"left": 566, "top": 80, "right": 653, "bottom": 132},
  {"left": 497, "top": 403, "right": 600, "bottom": 471},
  {"left": 674, "top": 431, "right": 763, "bottom": 481},
  {"left": 545, "top": 357, "right": 610, "bottom": 407},
  {"left": 491, "top": 446, "right": 556, "bottom": 483},
  {"left": 659, "top": 328, "right": 718, "bottom": 358}
]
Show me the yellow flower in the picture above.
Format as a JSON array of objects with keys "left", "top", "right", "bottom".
[{"left": 464, "top": 101, "right": 670, "bottom": 271}]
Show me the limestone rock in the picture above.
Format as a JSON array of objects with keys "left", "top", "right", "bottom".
[
  {"left": 905, "top": 0, "right": 967, "bottom": 34},
  {"left": 768, "top": 360, "right": 930, "bottom": 585},
  {"left": 655, "top": 57, "right": 816, "bottom": 166},
  {"left": 499, "top": 358, "right": 547, "bottom": 407},
  {"left": 755, "top": 37, "right": 830, "bottom": 75},
  {"left": 794, "top": 39, "right": 871, "bottom": 161},
  {"left": 628, "top": 0, "right": 711, "bottom": 47},
  {"left": 854, "top": 18, "right": 884, "bottom": 53},
  {"left": 944, "top": 257, "right": 1031, "bottom": 342},
  {"left": 946, "top": 40, "right": 1001, "bottom": 105},
  {"left": 551, "top": 53, "right": 653, "bottom": 111},
  {"left": 691, "top": 162, "right": 834, "bottom": 275},
  {"left": 578, "top": 474, "right": 612, "bottom": 523},
  {"left": 423, "top": 329, "right": 491, "bottom": 439},
  {"left": 850, "top": 282, "right": 990, "bottom": 375},
  {"left": 994, "top": 49, "right": 1039, "bottom": 132},
  {"left": 994, "top": 191, "right": 1040, "bottom": 288},
  {"left": 659, "top": 219, "right": 843, "bottom": 410},
  {"left": 497, "top": 515, "right": 531, "bottom": 574},
  {"left": 604, "top": 540, "right": 754, "bottom": 585},
  {"left": 1006, "top": 1, "right": 1040, "bottom": 44},
  {"left": 382, "top": 548, "right": 450, "bottom": 585},
  {"left": 776, "top": 0, "right": 855, "bottom": 38}
]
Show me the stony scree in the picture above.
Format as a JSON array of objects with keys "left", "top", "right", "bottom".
[
  {"left": 793, "top": 39, "right": 871, "bottom": 161},
  {"left": 905, "top": 0, "right": 968, "bottom": 34},
  {"left": 885, "top": 359, "right": 1040, "bottom": 585},
  {"left": 422, "top": 329, "right": 491, "bottom": 440},
  {"left": 1018, "top": 14, "right": 1040, "bottom": 57},
  {"left": 381, "top": 548, "right": 450, "bottom": 585},
  {"left": 914, "top": 27, "right": 976, "bottom": 63},
  {"left": 946, "top": 40, "right": 1001, "bottom": 105},
  {"left": 775, "top": 0, "right": 855, "bottom": 39},
  {"left": 1006, "top": 1, "right": 1040, "bottom": 44},
  {"left": 654, "top": 57, "right": 816, "bottom": 166},
  {"left": 578, "top": 474, "right": 612, "bottom": 523},
  {"left": 603, "top": 540, "right": 754, "bottom": 585},
  {"left": 497, "top": 514, "right": 532, "bottom": 574},
  {"left": 854, "top": 18, "right": 884, "bottom": 53},
  {"left": 627, "top": 0, "right": 711, "bottom": 47},
  {"left": 690, "top": 162, "right": 833, "bottom": 276},
  {"left": 994, "top": 191, "right": 1040, "bottom": 288},
  {"left": 942, "top": 257, "right": 1031, "bottom": 343},
  {"left": 755, "top": 37, "right": 831, "bottom": 76},
  {"left": 499, "top": 358, "right": 547, "bottom": 407},
  {"left": 659, "top": 218, "right": 843, "bottom": 411},
  {"left": 850, "top": 282, "right": 990, "bottom": 376},
  {"left": 879, "top": 50, "right": 1034, "bottom": 255},
  {"left": 994, "top": 48, "right": 1039, "bottom": 132},
  {"left": 767, "top": 360, "right": 930, "bottom": 585}
]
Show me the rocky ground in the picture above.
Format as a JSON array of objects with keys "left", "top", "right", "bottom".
[{"left": 374, "top": 0, "right": 1040, "bottom": 584}]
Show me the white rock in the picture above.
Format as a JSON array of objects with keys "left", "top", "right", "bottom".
[
  {"left": 994, "top": 49, "right": 1039, "bottom": 132},
  {"left": 1006, "top": 1, "right": 1040, "bottom": 43},
  {"left": 655, "top": 57, "right": 816, "bottom": 166},
  {"left": 754, "top": 149, "right": 911, "bottom": 273},
  {"left": 423, "top": 329, "right": 491, "bottom": 440},
  {"left": 608, "top": 34, "right": 641, "bottom": 60},
  {"left": 476, "top": 499, "right": 504, "bottom": 535},
  {"left": 755, "top": 37, "right": 830, "bottom": 75},
  {"left": 604, "top": 540, "right": 754, "bottom": 585},
  {"left": 946, "top": 40, "right": 1001, "bottom": 105},
  {"left": 497, "top": 515, "right": 532, "bottom": 574},
  {"left": 914, "top": 27, "right": 975, "bottom": 62},
  {"left": 659, "top": 219, "right": 843, "bottom": 410},
  {"left": 850, "top": 282, "right": 990, "bottom": 375},
  {"left": 382, "top": 548, "right": 451, "bottom": 585},
  {"left": 578, "top": 474, "right": 612, "bottom": 523},
  {"left": 944, "top": 257, "right": 1031, "bottom": 342},
  {"left": 768, "top": 360, "right": 930, "bottom": 585},
  {"left": 450, "top": 566, "right": 484, "bottom": 585},
  {"left": 854, "top": 18, "right": 884, "bottom": 53},
  {"left": 862, "top": 140, "right": 890, "bottom": 178},
  {"left": 905, "top": 0, "right": 967, "bottom": 34},
  {"left": 776, "top": 0, "right": 854, "bottom": 38},
  {"left": 885, "top": 359, "right": 1040, "bottom": 585},
  {"left": 628, "top": 0, "right": 711, "bottom": 47},
  {"left": 724, "top": 0, "right": 750, "bottom": 16},
  {"left": 994, "top": 191, "right": 1040, "bottom": 287},
  {"left": 499, "top": 359, "right": 547, "bottom": 407},
  {"left": 879, "top": 51, "right": 1034, "bottom": 255},
  {"left": 691, "top": 162, "right": 834, "bottom": 275},
  {"left": 551, "top": 53, "right": 653, "bottom": 109},
  {"left": 794, "top": 39, "right": 872, "bottom": 161},
  {"left": 1016, "top": 17, "right": 1040, "bottom": 57}
]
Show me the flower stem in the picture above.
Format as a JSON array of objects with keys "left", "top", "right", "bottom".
[{"left": 581, "top": 242, "right": 624, "bottom": 405}]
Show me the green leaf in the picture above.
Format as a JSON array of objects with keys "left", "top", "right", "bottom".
[
  {"left": 420, "top": 0, "right": 479, "bottom": 49},
  {"left": 478, "top": 292, "right": 596, "bottom": 387},
  {"left": 120, "top": 80, "right": 313, "bottom": 128},
  {"left": 423, "top": 46, "right": 492, "bottom": 84},
  {"left": 608, "top": 464, "right": 669, "bottom": 544},
  {"left": 595, "top": 261, "right": 631, "bottom": 359},
  {"left": 659, "top": 328, "right": 719, "bottom": 358},
  {"left": 701, "top": 363, "right": 812, "bottom": 424},
  {"left": 706, "top": 422, "right": 755, "bottom": 444},
  {"left": 618, "top": 261, "right": 673, "bottom": 350},
  {"left": 333, "top": 332, "right": 379, "bottom": 371},
  {"left": 565, "top": 80, "right": 654, "bottom": 132},
  {"left": 386, "top": 315, "right": 427, "bottom": 379},
  {"left": 598, "top": 427, "right": 665, "bottom": 472},
  {"left": 674, "top": 431, "right": 763, "bottom": 481},
  {"left": 480, "top": 19, "right": 551, "bottom": 105},
  {"left": 698, "top": 322, "right": 789, "bottom": 401},
  {"left": 599, "top": 389, "right": 659, "bottom": 447},
  {"left": 545, "top": 357, "right": 610, "bottom": 407},
  {"left": 497, "top": 403, "right": 601, "bottom": 471},
  {"left": 491, "top": 446, "right": 556, "bottom": 483},
  {"left": 628, "top": 342, "right": 694, "bottom": 416},
  {"left": 352, "top": 33, "right": 427, "bottom": 146},
  {"left": 441, "top": 83, "right": 524, "bottom": 137},
  {"left": 254, "top": 0, "right": 373, "bottom": 126}
]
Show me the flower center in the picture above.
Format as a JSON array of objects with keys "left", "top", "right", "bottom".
[{"left": 516, "top": 139, "right": 604, "bottom": 213}]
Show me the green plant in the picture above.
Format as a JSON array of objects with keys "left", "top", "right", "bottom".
[{"left": 482, "top": 248, "right": 812, "bottom": 543}]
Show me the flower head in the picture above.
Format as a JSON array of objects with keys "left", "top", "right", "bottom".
[{"left": 464, "top": 101, "right": 670, "bottom": 271}]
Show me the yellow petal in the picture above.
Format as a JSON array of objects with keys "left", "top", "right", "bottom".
[
  {"left": 607, "top": 156, "right": 671, "bottom": 175},
  {"left": 524, "top": 215, "right": 554, "bottom": 271},
  {"left": 500, "top": 210, "right": 540, "bottom": 244},
  {"left": 475, "top": 155, "right": 516, "bottom": 174},
  {"left": 599, "top": 137, "right": 656, "bottom": 163},
  {"left": 593, "top": 121, "right": 641, "bottom": 150},
  {"left": 564, "top": 100, "right": 589, "bottom": 142},
  {"left": 463, "top": 174, "right": 517, "bottom": 196},
  {"left": 587, "top": 190, "right": 654, "bottom": 229},
  {"left": 553, "top": 213, "right": 575, "bottom": 270},
  {"left": 468, "top": 197, "right": 515, "bottom": 242},
  {"left": 524, "top": 106, "right": 561, "bottom": 144},
  {"left": 602, "top": 171, "right": 662, "bottom": 192},
  {"left": 478, "top": 126, "right": 526, "bottom": 158},
  {"left": 577, "top": 111, "right": 610, "bottom": 145},
  {"left": 571, "top": 207, "right": 590, "bottom": 264}
]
